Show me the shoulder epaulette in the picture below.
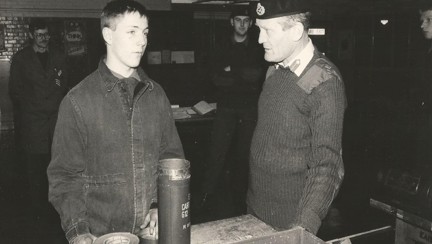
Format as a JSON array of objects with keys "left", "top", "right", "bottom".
[{"left": 297, "top": 58, "right": 341, "bottom": 94}]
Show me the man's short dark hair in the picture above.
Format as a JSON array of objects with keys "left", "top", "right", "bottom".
[
  {"left": 29, "top": 19, "right": 48, "bottom": 33},
  {"left": 100, "top": 0, "right": 148, "bottom": 31},
  {"left": 280, "top": 12, "right": 312, "bottom": 31}
]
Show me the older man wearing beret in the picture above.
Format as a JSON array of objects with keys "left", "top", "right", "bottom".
[{"left": 247, "top": 0, "right": 347, "bottom": 234}]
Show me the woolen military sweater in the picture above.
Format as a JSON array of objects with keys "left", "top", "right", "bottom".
[{"left": 247, "top": 51, "right": 346, "bottom": 234}]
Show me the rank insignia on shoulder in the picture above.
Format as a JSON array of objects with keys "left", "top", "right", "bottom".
[{"left": 296, "top": 59, "right": 341, "bottom": 94}]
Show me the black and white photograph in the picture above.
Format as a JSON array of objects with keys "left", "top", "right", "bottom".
[{"left": 0, "top": 0, "right": 431, "bottom": 243}]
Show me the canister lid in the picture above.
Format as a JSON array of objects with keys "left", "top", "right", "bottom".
[
  {"left": 158, "top": 158, "right": 190, "bottom": 180},
  {"left": 93, "top": 232, "right": 139, "bottom": 244}
]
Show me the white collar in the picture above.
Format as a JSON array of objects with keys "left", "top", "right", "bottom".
[{"left": 277, "top": 38, "right": 315, "bottom": 77}]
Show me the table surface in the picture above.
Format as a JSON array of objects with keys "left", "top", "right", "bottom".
[{"left": 173, "top": 106, "right": 215, "bottom": 123}]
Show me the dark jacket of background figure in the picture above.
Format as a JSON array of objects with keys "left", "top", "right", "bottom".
[
  {"left": 9, "top": 45, "right": 69, "bottom": 154},
  {"left": 47, "top": 60, "right": 184, "bottom": 243},
  {"left": 408, "top": 46, "right": 432, "bottom": 169},
  {"left": 211, "top": 34, "right": 266, "bottom": 109},
  {"left": 200, "top": 33, "right": 266, "bottom": 210}
]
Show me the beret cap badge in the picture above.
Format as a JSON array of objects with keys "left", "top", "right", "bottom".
[
  {"left": 254, "top": 0, "right": 309, "bottom": 19},
  {"left": 256, "top": 3, "right": 265, "bottom": 16}
]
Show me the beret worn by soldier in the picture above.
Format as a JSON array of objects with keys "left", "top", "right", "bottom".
[
  {"left": 230, "top": 8, "right": 251, "bottom": 18},
  {"left": 255, "top": 0, "right": 309, "bottom": 19}
]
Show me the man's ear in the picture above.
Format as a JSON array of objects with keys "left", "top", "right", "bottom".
[
  {"left": 28, "top": 32, "right": 34, "bottom": 40},
  {"left": 290, "top": 22, "right": 305, "bottom": 42},
  {"left": 230, "top": 18, "right": 234, "bottom": 27},
  {"left": 102, "top": 27, "right": 112, "bottom": 45}
]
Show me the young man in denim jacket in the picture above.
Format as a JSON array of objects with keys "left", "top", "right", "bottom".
[{"left": 47, "top": 1, "right": 184, "bottom": 243}]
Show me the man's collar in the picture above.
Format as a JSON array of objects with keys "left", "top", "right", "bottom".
[
  {"left": 99, "top": 58, "right": 151, "bottom": 93},
  {"left": 231, "top": 34, "right": 249, "bottom": 46},
  {"left": 32, "top": 45, "right": 48, "bottom": 53},
  {"left": 110, "top": 69, "right": 141, "bottom": 81},
  {"left": 276, "top": 38, "right": 315, "bottom": 76}
]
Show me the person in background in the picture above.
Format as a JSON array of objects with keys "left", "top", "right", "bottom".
[
  {"left": 412, "top": 0, "right": 432, "bottom": 168},
  {"left": 47, "top": 0, "right": 184, "bottom": 243},
  {"left": 200, "top": 8, "right": 266, "bottom": 216},
  {"left": 247, "top": 0, "right": 346, "bottom": 235},
  {"left": 8, "top": 18, "right": 69, "bottom": 223},
  {"left": 419, "top": 0, "right": 432, "bottom": 68}
]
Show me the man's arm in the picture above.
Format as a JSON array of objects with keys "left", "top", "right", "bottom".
[
  {"left": 9, "top": 56, "right": 24, "bottom": 106},
  {"left": 159, "top": 91, "right": 185, "bottom": 160},
  {"left": 293, "top": 75, "right": 346, "bottom": 234},
  {"left": 209, "top": 41, "right": 238, "bottom": 87},
  {"left": 47, "top": 96, "right": 91, "bottom": 243}
]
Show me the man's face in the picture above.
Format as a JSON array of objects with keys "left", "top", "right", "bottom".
[
  {"left": 420, "top": 9, "right": 432, "bottom": 40},
  {"left": 231, "top": 16, "right": 252, "bottom": 37},
  {"left": 256, "top": 17, "right": 297, "bottom": 63},
  {"left": 31, "top": 28, "right": 50, "bottom": 49},
  {"left": 105, "top": 11, "right": 148, "bottom": 70}
]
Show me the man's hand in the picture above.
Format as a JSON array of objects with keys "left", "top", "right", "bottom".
[
  {"left": 72, "top": 233, "right": 97, "bottom": 244},
  {"left": 139, "top": 208, "right": 158, "bottom": 238}
]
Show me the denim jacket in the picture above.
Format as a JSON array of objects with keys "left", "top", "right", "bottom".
[{"left": 47, "top": 59, "right": 184, "bottom": 243}]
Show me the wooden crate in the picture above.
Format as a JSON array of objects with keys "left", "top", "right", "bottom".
[
  {"left": 395, "top": 218, "right": 432, "bottom": 244},
  {"left": 191, "top": 214, "right": 325, "bottom": 244}
]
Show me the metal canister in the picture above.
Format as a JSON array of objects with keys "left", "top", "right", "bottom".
[
  {"left": 157, "top": 158, "right": 191, "bottom": 244},
  {"left": 139, "top": 234, "right": 158, "bottom": 244}
]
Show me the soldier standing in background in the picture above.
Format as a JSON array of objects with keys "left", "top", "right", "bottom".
[{"left": 9, "top": 18, "right": 68, "bottom": 224}]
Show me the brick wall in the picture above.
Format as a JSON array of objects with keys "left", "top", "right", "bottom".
[
  {"left": 0, "top": 16, "right": 29, "bottom": 131},
  {"left": 0, "top": 16, "right": 29, "bottom": 60},
  {"left": 0, "top": 0, "right": 171, "bottom": 59}
]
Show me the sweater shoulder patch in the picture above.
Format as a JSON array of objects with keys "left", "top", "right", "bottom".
[{"left": 297, "top": 58, "right": 341, "bottom": 94}]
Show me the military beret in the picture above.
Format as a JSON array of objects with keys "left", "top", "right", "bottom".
[
  {"left": 418, "top": 0, "right": 432, "bottom": 11},
  {"left": 230, "top": 8, "right": 251, "bottom": 19},
  {"left": 254, "top": 0, "right": 309, "bottom": 19}
]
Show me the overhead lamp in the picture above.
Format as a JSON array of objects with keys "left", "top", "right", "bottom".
[{"left": 380, "top": 19, "right": 389, "bottom": 25}]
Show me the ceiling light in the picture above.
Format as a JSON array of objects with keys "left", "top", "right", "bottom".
[{"left": 380, "top": 19, "right": 389, "bottom": 25}]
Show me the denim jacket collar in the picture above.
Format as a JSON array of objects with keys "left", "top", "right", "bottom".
[{"left": 98, "top": 58, "right": 154, "bottom": 93}]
